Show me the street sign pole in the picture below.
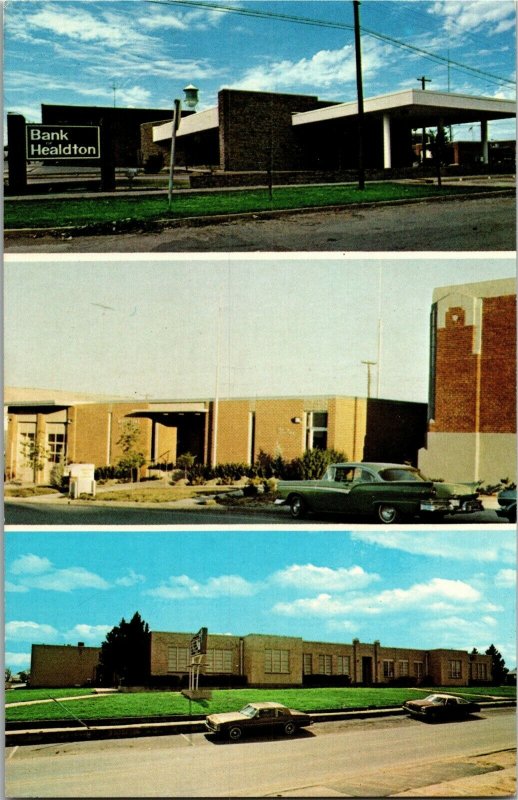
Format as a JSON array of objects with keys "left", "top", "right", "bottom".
[{"left": 168, "top": 99, "right": 181, "bottom": 209}]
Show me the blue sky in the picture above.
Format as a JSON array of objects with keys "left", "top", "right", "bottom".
[
  {"left": 4, "top": 0, "right": 516, "bottom": 140},
  {"left": 5, "top": 529, "right": 516, "bottom": 672},
  {"left": 5, "top": 256, "right": 515, "bottom": 403}
]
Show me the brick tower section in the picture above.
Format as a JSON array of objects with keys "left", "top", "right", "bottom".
[{"left": 431, "top": 293, "right": 516, "bottom": 434}]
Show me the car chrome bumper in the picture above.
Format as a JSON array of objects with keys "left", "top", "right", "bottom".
[{"left": 274, "top": 498, "right": 287, "bottom": 505}]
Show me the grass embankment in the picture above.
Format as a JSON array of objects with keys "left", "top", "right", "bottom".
[
  {"left": 4, "top": 484, "right": 235, "bottom": 502},
  {"left": 6, "top": 685, "right": 514, "bottom": 724},
  {"left": 4, "top": 183, "right": 498, "bottom": 230},
  {"left": 4, "top": 486, "right": 60, "bottom": 498}
]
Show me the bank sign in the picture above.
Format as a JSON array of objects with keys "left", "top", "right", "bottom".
[{"left": 26, "top": 125, "right": 101, "bottom": 160}]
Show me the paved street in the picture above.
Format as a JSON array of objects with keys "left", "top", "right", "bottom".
[
  {"left": 5, "top": 500, "right": 505, "bottom": 526},
  {"left": 4, "top": 194, "right": 515, "bottom": 252},
  {"left": 5, "top": 708, "right": 515, "bottom": 797}
]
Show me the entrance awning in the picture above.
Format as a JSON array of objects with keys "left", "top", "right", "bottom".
[{"left": 292, "top": 89, "right": 516, "bottom": 129}]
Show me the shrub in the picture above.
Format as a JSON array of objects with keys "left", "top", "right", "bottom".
[
  {"left": 287, "top": 448, "right": 348, "bottom": 480},
  {"left": 49, "top": 459, "right": 67, "bottom": 491}
]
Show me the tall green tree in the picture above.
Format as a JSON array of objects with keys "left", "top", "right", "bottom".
[
  {"left": 99, "top": 612, "right": 151, "bottom": 686},
  {"left": 485, "top": 644, "right": 508, "bottom": 685},
  {"left": 116, "top": 421, "right": 146, "bottom": 482}
]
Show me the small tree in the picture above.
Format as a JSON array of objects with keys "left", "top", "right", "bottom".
[
  {"left": 20, "top": 437, "right": 49, "bottom": 482},
  {"left": 485, "top": 644, "right": 508, "bottom": 685},
  {"left": 116, "top": 421, "right": 146, "bottom": 482},
  {"left": 176, "top": 452, "right": 196, "bottom": 480},
  {"left": 98, "top": 612, "right": 151, "bottom": 686}
]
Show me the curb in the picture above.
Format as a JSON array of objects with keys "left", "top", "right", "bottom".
[
  {"left": 6, "top": 701, "right": 514, "bottom": 747},
  {"left": 4, "top": 188, "right": 514, "bottom": 239}
]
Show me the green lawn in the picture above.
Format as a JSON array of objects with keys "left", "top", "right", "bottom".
[
  {"left": 6, "top": 685, "right": 513, "bottom": 723},
  {"left": 4, "top": 183, "right": 499, "bottom": 230}
]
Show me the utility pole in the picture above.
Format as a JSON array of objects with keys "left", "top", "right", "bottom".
[
  {"left": 111, "top": 82, "right": 117, "bottom": 108},
  {"left": 362, "top": 360, "right": 376, "bottom": 399},
  {"left": 417, "top": 77, "right": 431, "bottom": 164},
  {"left": 353, "top": 1, "right": 365, "bottom": 190}
]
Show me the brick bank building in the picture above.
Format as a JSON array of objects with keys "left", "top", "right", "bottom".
[{"left": 29, "top": 632, "right": 493, "bottom": 689}]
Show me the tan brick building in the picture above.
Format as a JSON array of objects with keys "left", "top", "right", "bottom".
[
  {"left": 419, "top": 278, "right": 516, "bottom": 483},
  {"left": 30, "top": 632, "right": 492, "bottom": 689},
  {"left": 4, "top": 390, "right": 426, "bottom": 485}
]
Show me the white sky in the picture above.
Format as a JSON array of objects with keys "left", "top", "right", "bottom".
[{"left": 4, "top": 254, "right": 515, "bottom": 404}]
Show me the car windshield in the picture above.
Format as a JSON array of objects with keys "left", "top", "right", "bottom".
[
  {"left": 379, "top": 467, "right": 426, "bottom": 482},
  {"left": 239, "top": 705, "right": 258, "bottom": 718},
  {"left": 424, "top": 695, "right": 444, "bottom": 704}
]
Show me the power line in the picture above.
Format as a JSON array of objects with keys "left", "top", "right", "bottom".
[{"left": 147, "top": 0, "right": 516, "bottom": 89}]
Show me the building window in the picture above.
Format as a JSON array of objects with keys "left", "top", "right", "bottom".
[
  {"left": 303, "top": 653, "right": 313, "bottom": 675},
  {"left": 473, "top": 662, "right": 487, "bottom": 681},
  {"left": 449, "top": 659, "right": 462, "bottom": 679},
  {"left": 47, "top": 432, "right": 66, "bottom": 463},
  {"left": 337, "top": 655, "right": 351, "bottom": 676},
  {"left": 383, "top": 660, "right": 394, "bottom": 679},
  {"left": 168, "top": 646, "right": 190, "bottom": 672},
  {"left": 205, "top": 649, "right": 232, "bottom": 673},
  {"left": 398, "top": 660, "right": 409, "bottom": 677},
  {"left": 265, "top": 649, "right": 289, "bottom": 674},
  {"left": 414, "top": 661, "right": 424, "bottom": 679},
  {"left": 318, "top": 655, "right": 332, "bottom": 675},
  {"left": 306, "top": 411, "right": 328, "bottom": 450}
]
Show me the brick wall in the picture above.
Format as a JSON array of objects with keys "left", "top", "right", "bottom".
[
  {"left": 31, "top": 644, "right": 100, "bottom": 688},
  {"left": 431, "top": 293, "right": 516, "bottom": 434},
  {"left": 218, "top": 89, "right": 333, "bottom": 171}
]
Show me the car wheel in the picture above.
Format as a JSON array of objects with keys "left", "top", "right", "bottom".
[
  {"left": 228, "top": 726, "right": 242, "bottom": 741},
  {"left": 289, "top": 495, "right": 307, "bottom": 519},
  {"left": 284, "top": 721, "right": 296, "bottom": 736},
  {"left": 377, "top": 504, "right": 400, "bottom": 524}
]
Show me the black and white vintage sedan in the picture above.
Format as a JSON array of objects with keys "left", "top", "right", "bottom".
[
  {"left": 205, "top": 701, "right": 313, "bottom": 741},
  {"left": 403, "top": 693, "right": 481, "bottom": 722},
  {"left": 276, "top": 462, "right": 483, "bottom": 523}
]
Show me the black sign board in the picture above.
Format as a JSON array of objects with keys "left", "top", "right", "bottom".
[
  {"left": 190, "top": 627, "right": 208, "bottom": 656},
  {"left": 26, "top": 125, "right": 101, "bottom": 160}
]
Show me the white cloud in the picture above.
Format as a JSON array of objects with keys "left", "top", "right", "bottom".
[
  {"left": 63, "top": 624, "right": 111, "bottom": 643},
  {"left": 5, "top": 652, "right": 32, "bottom": 669},
  {"left": 8, "top": 555, "right": 110, "bottom": 593},
  {"left": 5, "top": 620, "right": 59, "bottom": 642},
  {"left": 271, "top": 563, "right": 380, "bottom": 591},
  {"left": 11, "top": 553, "right": 52, "bottom": 575},
  {"left": 116, "top": 569, "right": 146, "bottom": 587},
  {"left": 429, "top": 1, "right": 516, "bottom": 36},
  {"left": 147, "top": 573, "right": 258, "bottom": 600},
  {"left": 425, "top": 614, "right": 499, "bottom": 648},
  {"left": 5, "top": 581, "right": 29, "bottom": 594},
  {"left": 351, "top": 531, "right": 516, "bottom": 564},
  {"left": 231, "top": 38, "right": 389, "bottom": 94},
  {"left": 495, "top": 568, "right": 516, "bottom": 588},
  {"left": 273, "top": 578, "right": 480, "bottom": 618}
]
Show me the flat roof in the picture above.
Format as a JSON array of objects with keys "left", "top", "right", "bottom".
[
  {"left": 153, "top": 106, "right": 219, "bottom": 143},
  {"left": 292, "top": 88, "right": 516, "bottom": 128}
]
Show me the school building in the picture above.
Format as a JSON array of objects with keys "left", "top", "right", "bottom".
[
  {"left": 4, "top": 391, "right": 427, "bottom": 485},
  {"left": 418, "top": 277, "right": 516, "bottom": 484},
  {"left": 29, "top": 631, "right": 493, "bottom": 689}
]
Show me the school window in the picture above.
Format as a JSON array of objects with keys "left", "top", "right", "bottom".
[
  {"left": 337, "top": 655, "right": 351, "bottom": 675},
  {"left": 303, "top": 653, "right": 313, "bottom": 674},
  {"left": 265, "top": 649, "right": 289, "bottom": 674},
  {"left": 167, "top": 646, "right": 190, "bottom": 672},
  {"left": 398, "top": 660, "right": 409, "bottom": 677},
  {"left": 473, "top": 662, "right": 487, "bottom": 680},
  {"left": 383, "top": 660, "right": 394, "bottom": 679},
  {"left": 318, "top": 655, "right": 332, "bottom": 675},
  {"left": 205, "top": 649, "right": 233, "bottom": 673},
  {"left": 449, "top": 659, "right": 462, "bottom": 679},
  {"left": 47, "top": 432, "right": 66, "bottom": 463},
  {"left": 414, "top": 661, "right": 424, "bottom": 679},
  {"left": 306, "top": 411, "right": 328, "bottom": 450}
]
